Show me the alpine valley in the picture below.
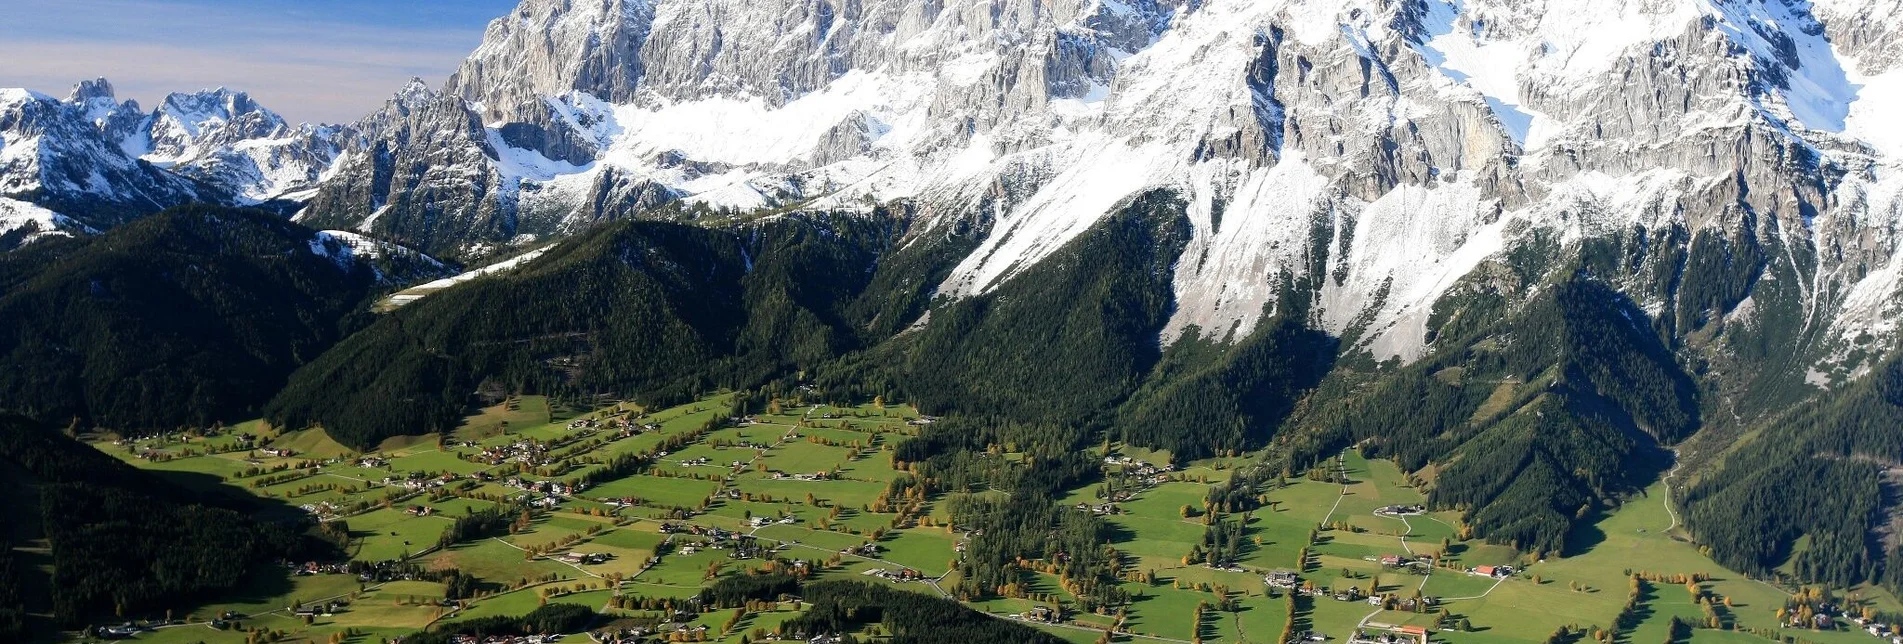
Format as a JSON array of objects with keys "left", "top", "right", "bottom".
[{"left": 8, "top": 0, "right": 1903, "bottom": 642}]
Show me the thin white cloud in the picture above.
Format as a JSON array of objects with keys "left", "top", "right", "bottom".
[{"left": 0, "top": 0, "right": 501, "bottom": 123}]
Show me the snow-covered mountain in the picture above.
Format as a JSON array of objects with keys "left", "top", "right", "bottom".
[
  {"left": 16, "top": 0, "right": 1903, "bottom": 403},
  {"left": 0, "top": 78, "right": 347, "bottom": 240},
  {"left": 286, "top": 0, "right": 1903, "bottom": 393}
]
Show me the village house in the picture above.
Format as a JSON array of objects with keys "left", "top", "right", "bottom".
[
  {"left": 1266, "top": 570, "right": 1300, "bottom": 589},
  {"left": 1023, "top": 605, "right": 1060, "bottom": 623},
  {"left": 557, "top": 552, "right": 608, "bottom": 565},
  {"left": 97, "top": 623, "right": 142, "bottom": 639},
  {"left": 1470, "top": 565, "right": 1511, "bottom": 578}
]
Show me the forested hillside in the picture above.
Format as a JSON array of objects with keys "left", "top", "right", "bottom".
[
  {"left": 266, "top": 213, "right": 909, "bottom": 449},
  {"left": 0, "top": 205, "right": 386, "bottom": 433},
  {"left": 1685, "top": 351, "right": 1903, "bottom": 589},
  {"left": 1271, "top": 270, "right": 1696, "bottom": 555},
  {"left": 0, "top": 416, "right": 323, "bottom": 627}
]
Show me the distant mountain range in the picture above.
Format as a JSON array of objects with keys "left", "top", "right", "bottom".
[{"left": 0, "top": 79, "right": 344, "bottom": 243}]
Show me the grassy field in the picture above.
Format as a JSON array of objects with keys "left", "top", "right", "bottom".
[{"left": 83, "top": 394, "right": 1885, "bottom": 644}]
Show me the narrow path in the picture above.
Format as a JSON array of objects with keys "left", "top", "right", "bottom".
[
  {"left": 490, "top": 536, "right": 606, "bottom": 580},
  {"left": 1660, "top": 449, "right": 1683, "bottom": 533},
  {"left": 1389, "top": 515, "right": 1415, "bottom": 555},
  {"left": 1438, "top": 576, "right": 1505, "bottom": 601},
  {"left": 142, "top": 584, "right": 389, "bottom": 632},
  {"left": 773, "top": 541, "right": 953, "bottom": 598},
  {"left": 974, "top": 610, "right": 1195, "bottom": 644},
  {"left": 1317, "top": 453, "right": 1352, "bottom": 528},
  {"left": 1357, "top": 605, "right": 1384, "bottom": 630}
]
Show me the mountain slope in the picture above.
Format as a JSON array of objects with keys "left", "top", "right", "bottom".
[
  {"left": 0, "top": 416, "right": 320, "bottom": 627},
  {"left": 266, "top": 212, "right": 901, "bottom": 449},
  {"left": 0, "top": 205, "right": 395, "bottom": 432}
]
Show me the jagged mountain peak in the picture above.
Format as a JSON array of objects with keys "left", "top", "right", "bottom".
[
  {"left": 392, "top": 76, "right": 440, "bottom": 109},
  {"left": 68, "top": 77, "right": 121, "bottom": 104},
  {"left": 1, "top": 77, "right": 351, "bottom": 229},
  {"left": 154, "top": 87, "right": 283, "bottom": 134}
]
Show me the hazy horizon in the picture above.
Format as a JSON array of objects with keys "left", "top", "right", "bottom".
[{"left": 0, "top": 0, "right": 518, "bottom": 123}]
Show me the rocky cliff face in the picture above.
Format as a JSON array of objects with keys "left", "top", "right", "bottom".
[
  {"left": 295, "top": 80, "right": 514, "bottom": 258},
  {"left": 292, "top": 0, "right": 1903, "bottom": 402}
]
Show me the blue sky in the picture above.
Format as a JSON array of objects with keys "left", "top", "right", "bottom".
[{"left": 0, "top": 0, "right": 520, "bottom": 123}]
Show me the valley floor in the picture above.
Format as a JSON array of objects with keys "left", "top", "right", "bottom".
[{"left": 60, "top": 393, "right": 1903, "bottom": 644}]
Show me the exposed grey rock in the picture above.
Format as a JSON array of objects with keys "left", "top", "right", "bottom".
[{"left": 299, "top": 80, "right": 513, "bottom": 261}]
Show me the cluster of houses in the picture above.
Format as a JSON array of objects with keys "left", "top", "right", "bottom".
[
  {"left": 382, "top": 472, "right": 459, "bottom": 493},
  {"left": 1848, "top": 615, "right": 1903, "bottom": 642},
  {"left": 840, "top": 543, "right": 883, "bottom": 557},
  {"left": 1790, "top": 612, "right": 1838, "bottom": 630},
  {"left": 674, "top": 537, "right": 773, "bottom": 560},
  {"left": 1374, "top": 554, "right": 1430, "bottom": 570},
  {"left": 1375, "top": 505, "right": 1426, "bottom": 517},
  {"left": 569, "top": 414, "right": 658, "bottom": 434},
  {"left": 556, "top": 551, "right": 610, "bottom": 565},
  {"left": 769, "top": 470, "right": 833, "bottom": 481},
  {"left": 94, "top": 623, "right": 152, "bottom": 639},
  {"left": 749, "top": 515, "right": 800, "bottom": 528},
  {"left": 475, "top": 440, "right": 553, "bottom": 467},
  {"left": 1014, "top": 605, "right": 1063, "bottom": 624},
  {"left": 1350, "top": 625, "right": 1431, "bottom": 644},
  {"left": 1380, "top": 595, "right": 1437, "bottom": 611},
  {"left": 1327, "top": 586, "right": 1369, "bottom": 602},
  {"left": 501, "top": 476, "right": 581, "bottom": 498},
  {"left": 259, "top": 447, "right": 296, "bottom": 458},
  {"left": 299, "top": 501, "right": 342, "bottom": 518},
  {"left": 290, "top": 600, "right": 348, "bottom": 618},
  {"left": 1073, "top": 501, "right": 1121, "bottom": 515},
  {"left": 286, "top": 560, "right": 351, "bottom": 576},
  {"left": 1266, "top": 572, "right": 1402, "bottom": 603},
  {"left": 431, "top": 635, "right": 563, "bottom": 644},
  {"left": 658, "top": 522, "right": 732, "bottom": 537},
  {"left": 1102, "top": 454, "right": 1177, "bottom": 486},
  {"left": 658, "top": 523, "right": 777, "bottom": 559},
  {"left": 864, "top": 567, "right": 925, "bottom": 582}
]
